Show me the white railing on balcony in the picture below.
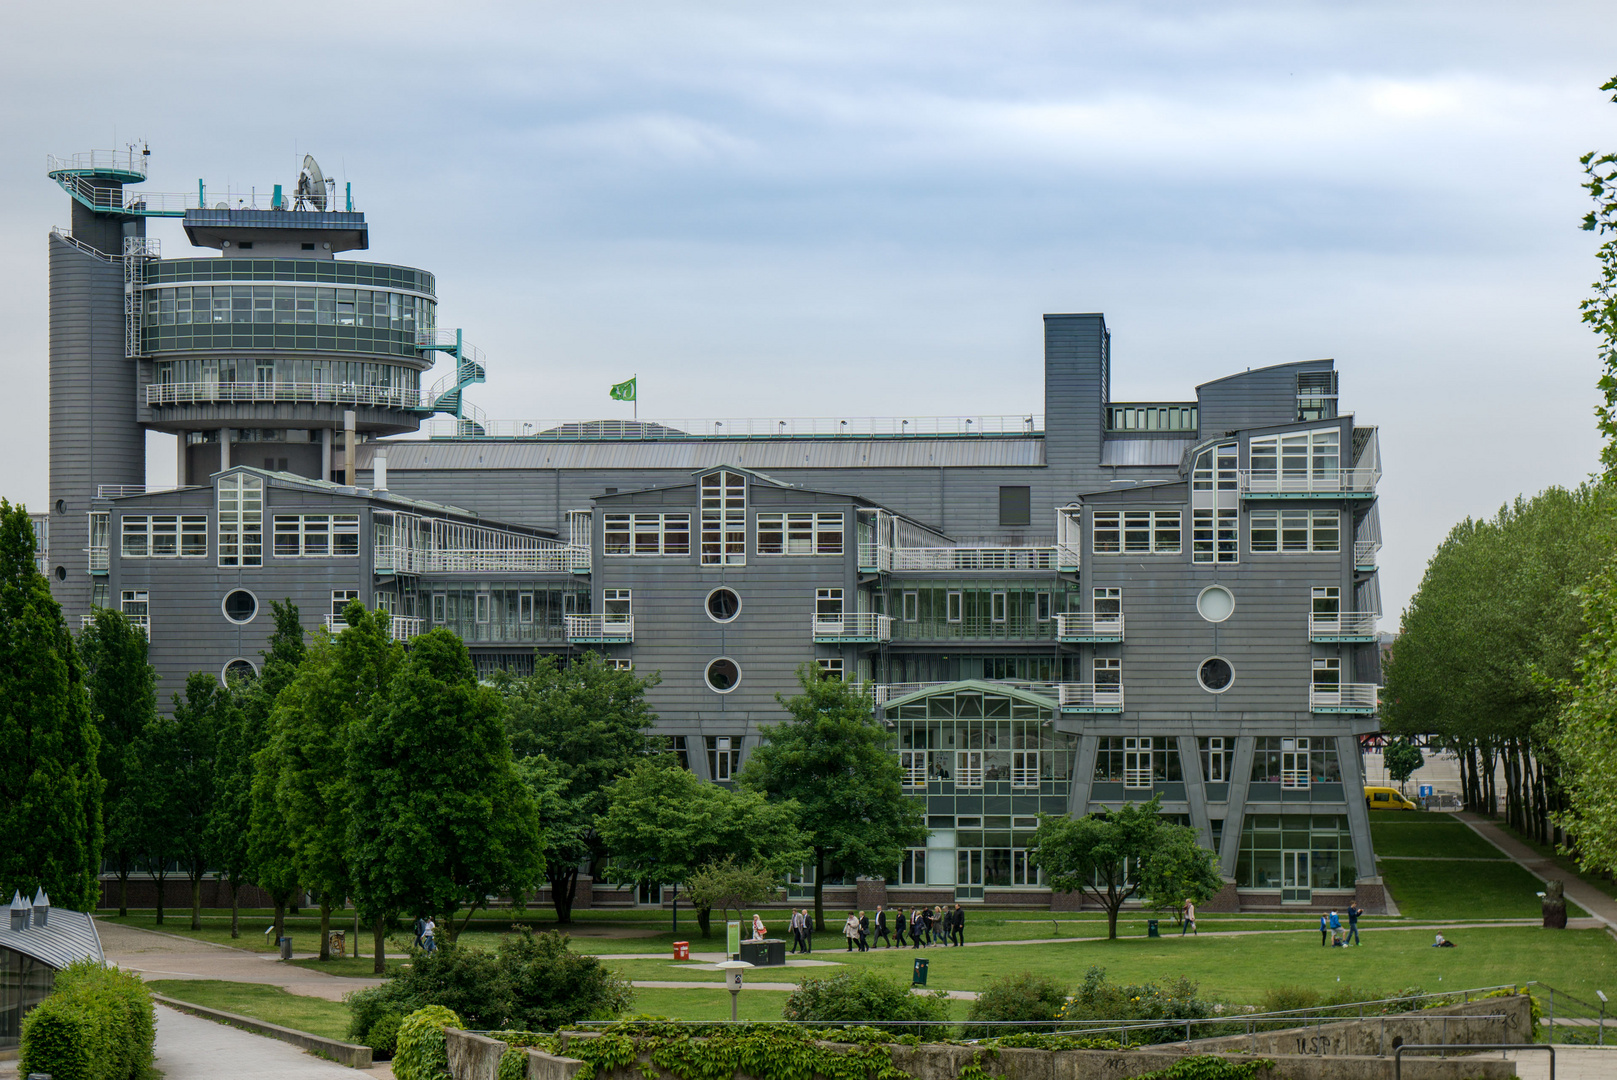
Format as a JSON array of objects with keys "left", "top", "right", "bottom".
[
  {"left": 79, "top": 613, "right": 149, "bottom": 633},
  {"left": 565, "top": 614, "right": 634, "bottom": 641},
  {"left": 1055, "top": 613, "right": 1125, "bottom": 639},
  {"left": 1237, "top": 468, "right": 1380, "bottom": 496},
  {"left": 1309, "top": 612, "right": 1379, "bottom": 638},
  {"left": 888, "top": 546, "right": 1059, "bottom": 572},
  {"left": 1309, "top": 683, "right": 1379, "bottom": 711},
  {"left": 858, "top": 542, "right": 892, "bottom": 573},
  {"left": 874, "top": 680, "right": 1063, "bottom": 707},
  {"left": 1057, "top": 683, "right": 1125, "bottom": 711},
  {"left": 96, "top": 484, "right": 181, "bottom": 499},
  {"left": 88, "top": 548, "right": 109, "bottom": 572},
  {"left": 324, "top": 614, "right": 424, "bottom": 641},
  {"left": 413, "top": 547, "right": 587, "bottom": 574},
  {"left": 147, "top": 381, "right": 423, "bottom": 410},
  {"left": 811, "top": 613, "right": 893, "bottom": 641},
  {"left": 1355, "top": 539, "right": 1381, "bottom": 567}
]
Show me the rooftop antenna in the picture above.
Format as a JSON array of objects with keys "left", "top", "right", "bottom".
[{"left": 295, "top": 154, "right": 328, "bottom": 211}]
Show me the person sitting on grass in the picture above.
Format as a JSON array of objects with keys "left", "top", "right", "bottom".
[{"left": 1433, "top": 933, "right": 1456, "bottom": 948}]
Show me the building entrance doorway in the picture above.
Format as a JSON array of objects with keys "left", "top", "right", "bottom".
[{"left": 1282, "top": 851, "right": 1311, "bottom": 903}]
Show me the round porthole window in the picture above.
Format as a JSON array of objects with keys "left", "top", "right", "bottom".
[
  {"left": 705, "top": 657, "right": 742, "bottom": 693},
  {"left": 222, "top": 657, "right": 258, "bottom": 684},
  {"left": 54, "top": 566, "right": 67, "bottom": 581},
  {"left": 222, "top": 589, "right": 258, "bottom": 624},
  {"left": 706, "top": 587, "right": 742, "bottom": 623},
  {"left": 1196, "top": 585, "right": 1235, "bottom": 623},
  {"left": 1198, "top": 656, "right": 1235, "bottom": 693}
]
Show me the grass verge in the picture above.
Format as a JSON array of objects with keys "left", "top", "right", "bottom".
[
  {"left": 1376, "top": 859, "right": 1586, "bottom": 920},
  {"left": 147, "top": 979, "right": 353, "bottom": 1041}
]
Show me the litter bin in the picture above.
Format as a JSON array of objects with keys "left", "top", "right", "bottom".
[
  {"left": 912, "top": 957, "right": 929, "bottom": 986},
  {"left": 673, "top": 941, "right": 690, "bottom": 961},
  {"left": 279, "top": 936, "right": 293, "bottom": 960},
  {"left": 329, "top": 930, "right": 346, "bottom": 959},
  {"left": 1146, "top": 920, "right": 1160, "bottom": 938}
]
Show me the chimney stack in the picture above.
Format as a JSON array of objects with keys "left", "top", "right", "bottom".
[
  {"left": 9, "top": 890, "right": 30, "bottom": 931},
  {"left": 31, "top": 887, "right": 50, "bottom": 928}
]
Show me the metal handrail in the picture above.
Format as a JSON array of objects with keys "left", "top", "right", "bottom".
[
  {"left": 1238, "top": 468, "right": 1381, "bottom": 495},
  {"left": 1310, "top": 683, "right": 1379, "bottom": 710},
  {"left": 1058, "top": 683, "right": 1125, "bottom": 710},
  {"left": 1055, "top": 613, "right": 1125, "bottom": 638},
  {"left": 324, "top": 614, "right": 423, "bottom": 641},
  {"left": 1309, "top": 612, "right": 1378, "bottom": 636},
  {"left": 889, "top": 546, "right": 1058, "bottom": 572},
  {"left": 810, "top": 613, "right": 893, "bottom": 641},
  {"left": 47, "top": 149, "right": 149, "bottom": 177},
  {"left": 147, "top": 381, "right": 424, "bottom": 409},
  {"left": 565, "top": 614, "right": 634, "bottom": 640},
  {"left": 422, "top": 414, "right": 1045, "bottom": 440},
  {"left": 1355, "top": 539, "right": 1382, "bottom": 565}
]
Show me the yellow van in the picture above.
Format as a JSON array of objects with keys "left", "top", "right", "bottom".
[{"left": 1365, "top": 786, "right": 1420, "bottom": 811}]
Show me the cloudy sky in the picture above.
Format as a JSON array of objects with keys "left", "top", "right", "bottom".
[{"left": 3, "top": 1, "right": 1614, "bottom": 622}]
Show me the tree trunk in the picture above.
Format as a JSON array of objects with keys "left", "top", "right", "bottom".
[
  {"left": 153, "top": 871, "right": 167, "bottom": 926},
  {"left": 813, "top": 849, "right": 826, "bottom": 932},
  {"left": 273, "top": 897, "right": 286, "bottom": 948},
  {"left": 117, "top": 870, "right": 130, "bottom": 918},
  {"left": 230, "top": 881, "right": 240, "bottom": 939},
  {"left": 1105, "top": 894, "right": 1120, "bottom": 940},
  {"left": 319, "top": 900, "right": 332, "bottom": 960},
  {"left": 548, "top": 864, "right": 578, "bottom": 924},
  {"left": 373, "top": 917, "right": 388, "bottom": 975},
  {"left": 697, "top": 905, "right": 713, "bottom": 939},
  {"left": 190, "top": 874, "right": 203, "bottom": 930}
]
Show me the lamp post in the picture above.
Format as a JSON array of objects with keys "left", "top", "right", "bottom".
[{"left": 716, "top": 960, "right": 753, "bottom": 1022}]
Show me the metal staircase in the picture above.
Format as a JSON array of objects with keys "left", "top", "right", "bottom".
[{"left": 415, "top": 328, "right": 488, "bottom": 436}]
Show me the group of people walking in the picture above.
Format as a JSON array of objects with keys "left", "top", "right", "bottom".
[{"left": 834, "top": 904, "right": 965, "bottom": 951}]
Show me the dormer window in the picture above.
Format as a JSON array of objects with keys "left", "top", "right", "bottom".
[{"left": 700, "top": 471, "right": 746, "bottom": 565}]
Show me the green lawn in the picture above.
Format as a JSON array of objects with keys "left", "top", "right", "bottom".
[
  {"left": 147, "top": 980, "right": 354, "bottom": 1041},
  {"left": 286, "top": 956, "right": 406, "bottom": 977},
  {"left": 1369, "top": 819, "right": 1509, "bottom": 860},
  {"left": 1495, "top": 822, "right": 1617, "bottom": 903},
  {"left": 1377, "top": 859, "right": 1585, "bottom": 920}
]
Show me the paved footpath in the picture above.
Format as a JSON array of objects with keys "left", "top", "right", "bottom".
[
  {"left": 1455, "top": 813, "right": 1617, "bottom": 930},
  {"left": 98, "top": 920, "right": 383, "bottom": 1001},
  {"left": 1507, "top": 1045, "right": 1617, "bottom": 1080},
  {"left": 0, "top": 1005, "right": 393, "bottom": 1080}
]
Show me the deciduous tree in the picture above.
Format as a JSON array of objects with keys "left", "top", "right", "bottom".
[
  {"left": 739, "top": 665, "right": 926, "bottom": 930},
  {"left": 0, "top": 500, "right": 103, "bottom": 912},
  {"left": 163, "top": 673, "right": 221, "bottom": 929}
]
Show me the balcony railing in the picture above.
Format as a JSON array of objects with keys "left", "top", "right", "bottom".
[
  {"left": 1309, "top": 683, "right": 1379, "bottom": 713},
  {"left": 147, "top": 381, "right": 424, "bottom": 409},
  {"left": 565, "top": 614, "right": 634, "bottom": 643},
  {"left": 88, "top": 548, "right": 109, "bottom": 572},
  {"left": 811, "top": 613, "right": 893, "bottom": 643},
  {"left": 887, "top": 546, "right": 1059, "bottom": 572},
  {"left": 1308, "top": 612, "right": 1379, "bottom": 641},
  {"left": 1355, "top": 540, "right": 1381, "bottom": 568},
  {"left": 79, "top": 613, "right": 149, "bottom": 633},
  {"left": 325, "top": 614, "right": 424, "bottom": 641},
  {"left": 384, "top": 546, "right": 587, "bottom": 575},
  {"left": 1057, "top": 683, "right": 1125, "bottom": 713},
  {"left": 875, "top": 680, "right": 1062, "bottom": 707},
  {"left": 96, "top": 484, "right": 180, "bottom": 499},
  {"left": 858, "top": 542, "right": 892, "bottom": 574},
  {"left": 1237, "top": 468, "right": 1380, "bottom": 498},
  {"left": 1055, "top": 613, "right": 1124, "bottom": 642}
]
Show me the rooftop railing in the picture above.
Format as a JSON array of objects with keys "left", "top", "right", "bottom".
[
  {"left": 810, "top": 613, "right": 893, "bottom": 643},
  {"left": 422, "top": 414, "right": 1044, "bottom": 441},
  {"left": 95, "top": 484, "right": 181, "bottom": 499},
  {"left": 147, "top": 381, "right": 423, "bottom": 409},
  {"left": 887, "top": 546, "right": 1060, "bottom": 572},
  {"left": 1238, "top": 467, "right": 1381, "bottom": 497}
]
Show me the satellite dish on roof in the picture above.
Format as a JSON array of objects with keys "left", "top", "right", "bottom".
[
  {"left": 295, "top": 154, "right": 328, "bottom": 211},
  {"left": 215, "top": 202, "right": 230, "bottom": 210}
]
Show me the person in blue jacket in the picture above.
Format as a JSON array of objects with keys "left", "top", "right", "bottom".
[{"left": 1328, "top": 909, "right": 1343, "bottom": 946}]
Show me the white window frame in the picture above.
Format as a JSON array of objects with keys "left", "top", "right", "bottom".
[
  {"left": 898, "top": 848, "right": 927, "bottom": 885},
  {"left": 815, "top": 587, "right": 843, "bottom": 625},
  {"left": 1250, "top": 509, "right": 1339, "bottom": 553},
  {"left": 271, "top": 513, "right": 359, "bottom": 558},
  {"left": 604, "top": 512, "right": 691, "bottom": 557},
  {"left": 475, "top": 592, "right": 491, "bottom": 623},
  {"left": 902, "top": 590, "right": 919, "bottom": 622},
  {"left": 519, "top": 592, "right": 535, "bottom": 623},
  {"left": 217, "top": 474, "right": 263, "bottom": 568},
  {"left": 1096, "top": 510, "right": 1180, "bottom": 554},
  {"left": 604, "top": 588, "right": 632, "bottom": 626},
  {"left": 946, "top": 590, "right": 962, "bottom": 623},
  {"left": 1281, "top": 737, "right": 1311, "bottom": 790},
  {"left": 608, "top": 658, "right": 634, "bottom": 671},
  {"left": 1202, "top": 737, "right": 1228, "bottom": 782},
  {"left": 756, "top": 512, "right": 844, "bottom": 556},
  {"left": 1192, "top": 508, "right": 1238, "bottom": 564},
  {"left": 1093, "top": 587, "right": 1121, "bottom": 618},
  {"left": 707, "top": 735, "right": 740, "bottom": 781},
  {"left": 700, "top": 471, "right": 747, "bottom": 566},
  {"left": 1011, "top": 750, "right": 1039, "bottom": 789},
  {"left": 955, "top": 750, "right": 984, "bottom": 789},
  {"left": 1094, "top": 656, "right": 1121, "bottom": 688},
  {"left": 432, "top": 593, "right": 446, "bottom": 622},
  {"left": 330, "top": 589, "right": 360, "bottom": 618},
  {"left": 1011, "top": 849, "right": 1044, "bottom": 887},
  {"left": 900, "top": 750, "right": 927, "bottom": 788},
  {"left": 1249, "top": 429, "right": 1341, "bottom": 492},
  {"left": 816, "top": 657, "right": 845, "bottom": 680},
  {"left": 1123, "top": 736, "right": 1153, "bottom": 789},
  {"left": 991, "top": 591, "right": 1007, "bottom": 623},
  {"left": 121, "top": 515, "right": 208, "bottom": 558},
  {"left": 1036, "top": 592, "right": 1052, "bottom": 622},
  {"left": 120, "top": 589, "right": 149, "bottom": 619}
]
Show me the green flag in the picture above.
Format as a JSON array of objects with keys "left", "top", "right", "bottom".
[{"left": 610, "top": 376, "right": 637, "bottom": 402}]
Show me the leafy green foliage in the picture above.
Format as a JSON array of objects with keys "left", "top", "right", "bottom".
[
  {"left": 364, "top": 1011, "right": 402, "bottom": 1058},
  {"left": 0, "top": 499, "right": 103, "bottom": 911},
  {"left": 782, "top": 969, "right": 951, "bottom": 1036},
  {"left": 77, "top": 607, "right": 156, "bottom": 915},
  {"left": 499, "top": 652, "right": 662, "bottom": 922},
  {"left": 162, "top": 671, "right": 223, "bottom": 928},
  {"left": 683, "top": 856, "right": 786, "bottom": 930},
  {"left": 346, "top": 929, "right": 632, "bottom": 1033},
  {"left": 1553, "top": 556, "right": 1617, "bottom": 875},
  {"left": 347, "top": 628, "right": 543, "bottom": 944},
  {"left": 394, "top": 1005, "right": 461, "bottom": 1080},
  {"left": 245, "top": 602, "right": 306, "bottom": 938},
  {"left": 740, "top": 665, "right": 926, "bottom": 928},
  {"left": 960, "top": 973, "right": 1071, "bottom": 1038},
  {"left": 1057, "top": 966, "right": 1212, "bottom": 1044},
  {"left": 1032, "top": 798, "right": 1220, "bottom": 939},
  {"left": 1130, "top": 1055, "right": 1276, "bottom": 1080},
  {"left": 977, "top": 1033, "right": 1121, "bottom": 1050},
  {"left": 496, "top": 1024, "right": 919, "bottom": 1080},
  {"left": 1384, "top": 740, "right": 1424, "bottom": 791},
  {"left": 1582, "top": 75, "right": 1617, "bottom": 478},
  {"left": 497, "top": 1046, "right": 528, "bottom": 1080},
  {"left": 20, "top": 959, "right": 156, "bottom": 1080}
]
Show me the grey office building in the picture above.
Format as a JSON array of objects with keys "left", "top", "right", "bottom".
[{"left": 39, "top": 150, "right": 1387, "bottom": 913}]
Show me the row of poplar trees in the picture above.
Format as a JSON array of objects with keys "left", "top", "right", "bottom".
[{"left": 1384, "top": 75, "right": 1617, "bottom": 879}]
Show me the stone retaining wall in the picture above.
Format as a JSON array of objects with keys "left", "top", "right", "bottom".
[
  {"left": 154, "top": 995, "right": 373, "bottom": 1068},
  {"left": 444, "top": 1030, "right": 1519, "bottom": 1080},
  {"left": 1186, "top": 995, "right": 1532, "bottom": 1058}
]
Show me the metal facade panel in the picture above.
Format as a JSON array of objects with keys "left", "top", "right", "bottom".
[
  {"left": 1099, "top": 439, "right": 1193, "bottom": 466},
  {"left": 0, "top": 908, "right": 103, "bottom": 971},
  {"left": 359, "top": 438, "right": 1044, "bottom": 472}
]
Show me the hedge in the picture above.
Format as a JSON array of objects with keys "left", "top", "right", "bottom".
[{"left": 19, "top": 960, "right": 156, "bottom": 1080}]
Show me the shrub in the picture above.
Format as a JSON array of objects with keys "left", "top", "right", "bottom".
[
  {"left": 346, "top": 930, "right": 632, "bottom": 1034},
  {"left": 961, "top": 973, "right": 1071, "bottom": 1038},
  {"left": 497, "top": 1046, "right": 528, "bottom": 1080},
  {"left": 394, "top": 1005, "right": 461, "bottom": 1080},
  {"left": 1131, "top": 1054, "right": 1276, "bottom": 1080},
  {"left": 1061, "top": 966, "right": 1211, "bottom": 1045},
  {"left": 19, "top": 961, "right": 156, "bottom": 1080},
  {"left": 365, "top": 1012, "right": 403, "bottom": 1058},
  {"left": 782, "top": 969, "right": 951, "bottom": 1037}
]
